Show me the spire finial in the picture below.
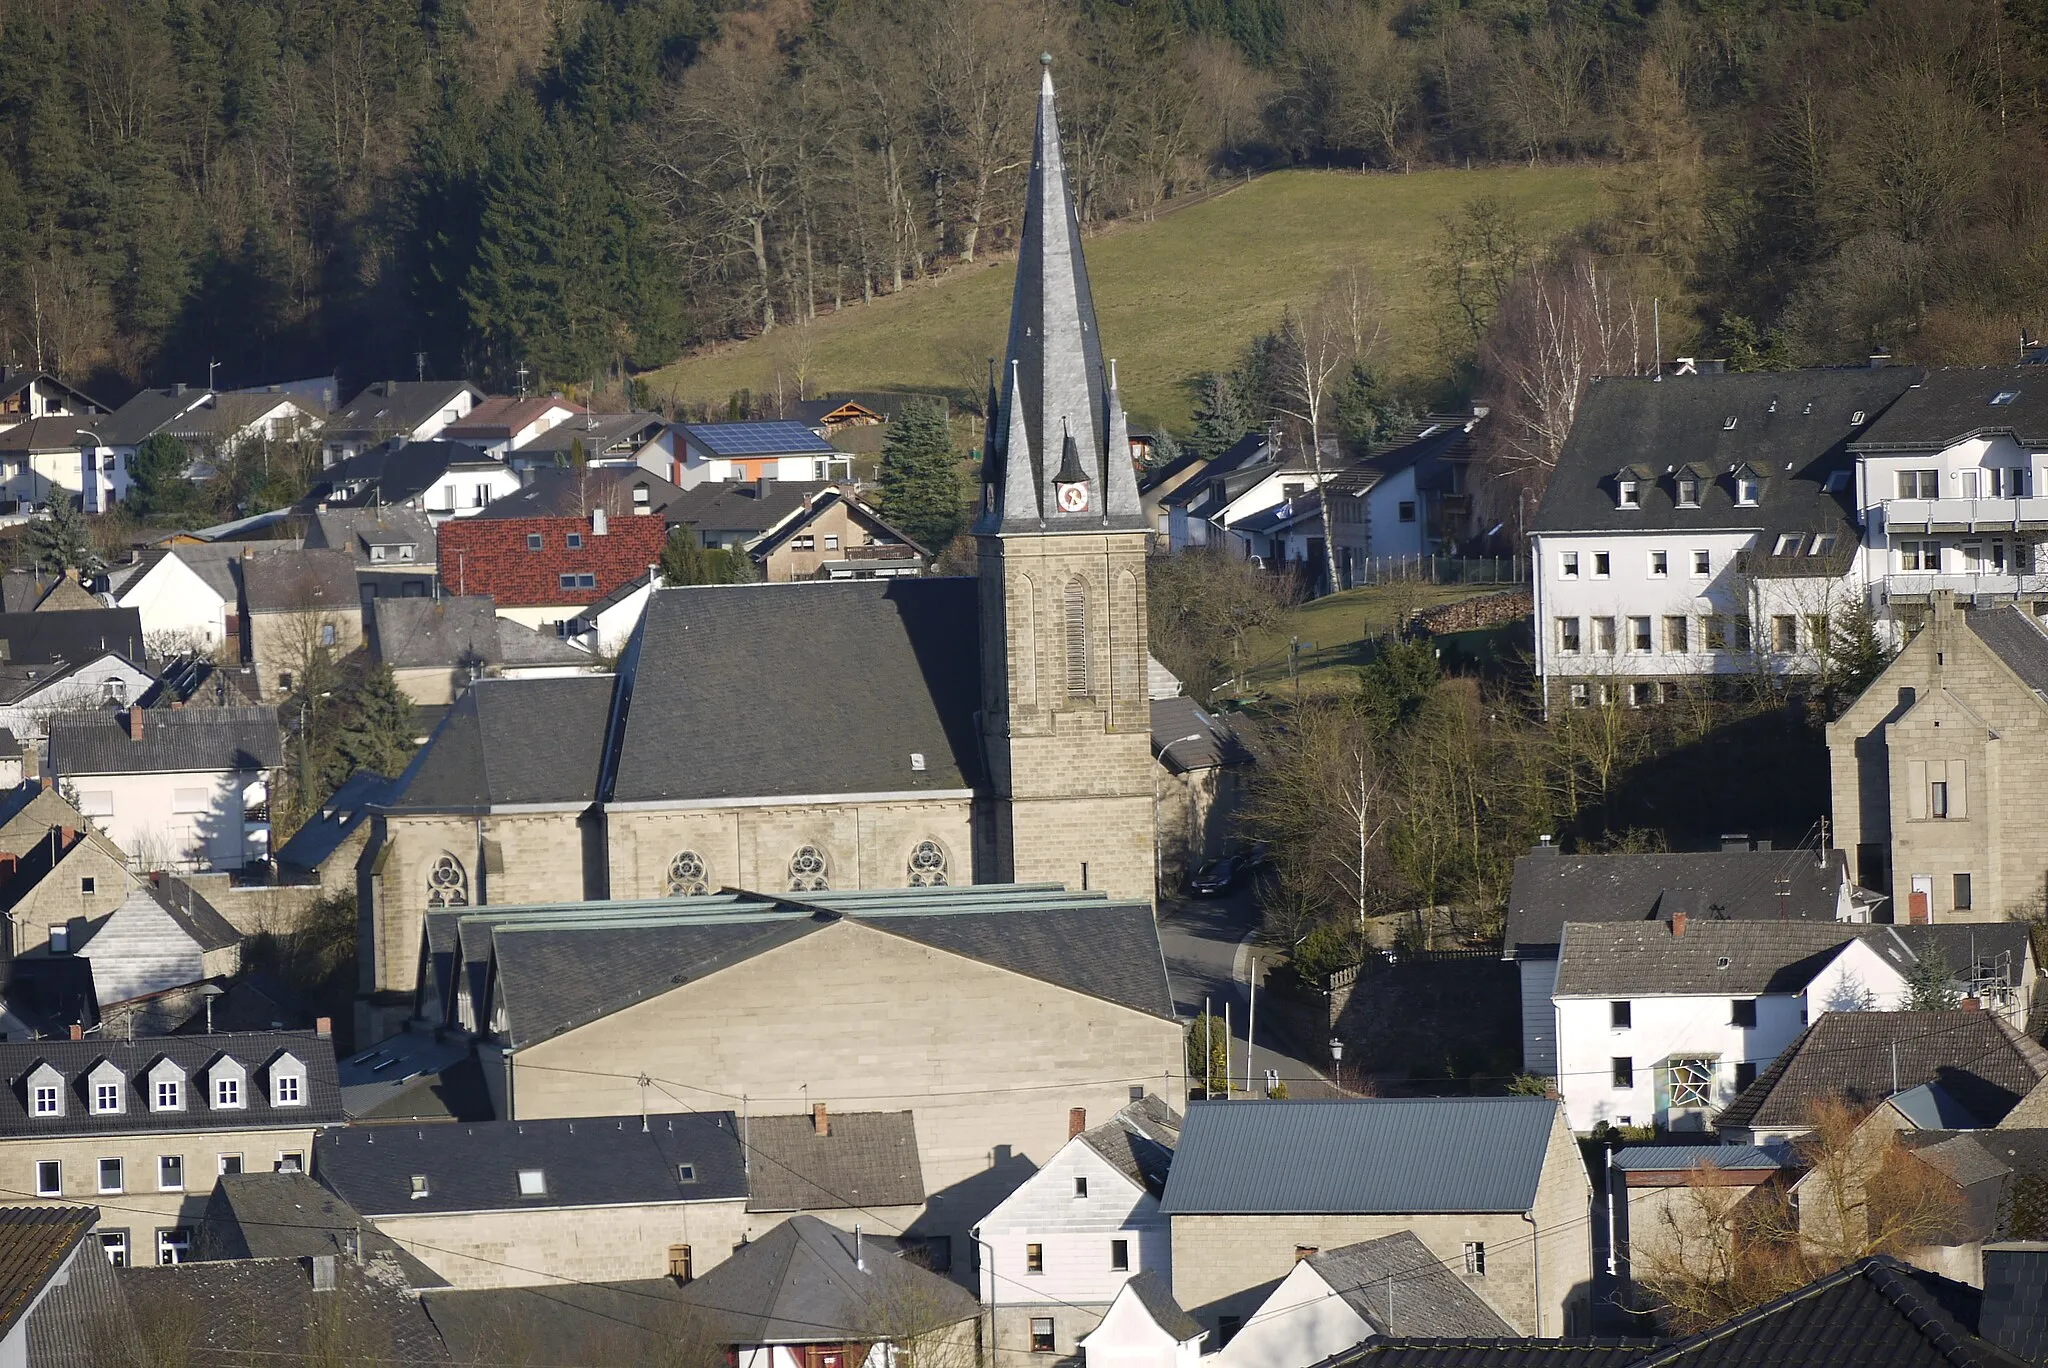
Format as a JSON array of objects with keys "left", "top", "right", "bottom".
[{"left": 1040, "top": 51, "right": 1053, "bottom": 66}]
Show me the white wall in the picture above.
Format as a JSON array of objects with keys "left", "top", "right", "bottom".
[
  {"left": 421, "top": 466, "right": 521, "bottom": 523},
  {"left": 0, "top": 657, "right": 157, "bottom": 745},
  {"left": 977, "top": 1136, "right": 1168, "bottom": 1312},
  {"left": 1082, "top": 1284, "right": 1203, "bottom": 1368},
  {"left": 1365, "top": 466, "right": 1423, "bottom": 559},
  {"left": 1213, "top": 1261, "right": 1371, "bottom": 1368},
  {"left": 62, "top": 768, "right": 263, "bottom": 872},
  {"left": 117, "top": 557, "right": 231, "bottom": 651}
]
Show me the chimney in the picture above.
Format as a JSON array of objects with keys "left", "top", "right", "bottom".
[
  {"left": 310, "top": 1255, "right": 337, "bottom": 1293},
  {"left": 37, "top": 774, "right": 50, "bottom": 792},
  {"left": 812, "top": 1102, "right": 829, "bottom": 1137},
  {"left": 1963, "top": 996, "right": 1983, "bottom": 1012},
  {"left": 1720, "top": 833, "right": 1751, "bottom": 853},
  {"left": 756, "top": 475, "right": 774, "bottom": 499},
  {"left": 592, "top": 507, "right": 608, "bottom": 537},
  {"left": 172, "top": 382, "right": 186, "bottom": 397},
  {"left": 127, "top": 704, "right": 143, "bottom": 741},
  {"left": 1069, "top": 1107, "right": 1087, "bottom": 1139},
  {"left": 316, "top": 1016, "right": 332, "bottom": 1038},
  {"left": 1671, "top": 912, "right": 1689, "bottom": 938},
  {"left": 68, "top": 1024, "right": 81, "bottom": 1041}
]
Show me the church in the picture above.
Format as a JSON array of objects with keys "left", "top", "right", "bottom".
[{"left": 354, "top": 60, "right": 1156, "bottom": 1036}]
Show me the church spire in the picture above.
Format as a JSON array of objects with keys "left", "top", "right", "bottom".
[{"left": 976, "top": 56, "right": 1143, "bottom": 534}]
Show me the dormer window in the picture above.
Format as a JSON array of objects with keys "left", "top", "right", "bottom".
[
  {"left": 88, "top": 1061, "right": 124, "bottom": 1115},
  {"left": 1811, "top": 533, "right": 1838, "bottom": 555},
  {"left": 148, "top": 1059, "right": 186, "bottom": 1113},
  {"left": 1676, "top": 476, "right": 1700, "bottom": 508},
  {"left": 268, "top": 1053, "right": 306, "bottom": 1108},
  {"left": 1774, "top": 534, "right": 1803, "bottom": 556},
  {"left": 369, "top": 545, "right": 387, "bottom": 562},
  {"left": 1617, "top": 480, "right": 1639, "bottom": 509},
  {"left": 1735, "top": 473, "right": 1761, "bottom": 506},
  {"left": 399, "top": 545, "right": 416, "bottom": 561},
  {"left": 28, "top": 1063, "right": 62, "bottom": 1117},
  {"left": 210, "top": 1057, "right": 247, "bottom": 1111},
  {"left": 411, "top": 1175, "right": 431, "bottom": 1199}
]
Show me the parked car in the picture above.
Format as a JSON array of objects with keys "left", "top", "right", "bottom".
[{"left": 1189, "top": 856, "right": 1243, "bottom": 896}]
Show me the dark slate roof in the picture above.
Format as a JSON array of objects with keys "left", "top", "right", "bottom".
[
  {"left": 144, "top": 876, "right": 243, "bottom": 952},
  {"left": 1152, "top": 695, "right": 1251, "bottom": 772},
  {"left": 664, "top": 478, "right": 839, "bottom": 536},
  {"left": 1892, "top": 923, "right": 2035, "bottom": 983},
  {"left": 605, "top": 580, "right": 983, "bottom": 803},
  {"left": 516, "top": 411, "right": 667, "bottom": 456},
  {"left": 273, "top": 769, "right": 396, "bottom": 875},
  {"left": 121, "top": 1257, "right": 452, "bottom": 1365},
  {"left": 1120, "top": 1270, "right": 1204, "bottom": 1342},
  {"left": 95, "top": 387, "right": 212, "bottom": 446},
  {"left": 370, "top": 595, "right": 497, "bottom": 669},
  {"left": 1322, "top": 1340, "right": 1653, "bottom": 1366},
  {"left": 0, "top": 1206, "right": 94, "bottom": 1339},
  {"left": 48, "top": 705, "right": 281, "bottom": 775},
  {"left": 0, "top": 608, "right": 147, "bottom": 666},
  {"left": 1312, "top": 1231, "right": 1517, "bottom": 1338},
  {"left": 1608, "top": 1144, "right": 1786, "bottom": 1176},
  {"left": 0, "top": 417, "right": 106, "bottom": 454},
  {"left": 671, "top": 1214, "right": 980, "bottom": 1345},
  {"left": 1716, "top": 1011, "right": 2048, "bottom": 1134},
  {"left": 1852, "top": 366, "right": 2048, "bottom": 449},
  {"left": 328, "top": 380, "right": 481, "bottom": 436},
  {"left": 387, "top": 674, "right": 613, "bottom": 810},
  {"left": 1159, "top": 1098, "right": 1560, "bottom": 1215},
  {"left": 681, "top": 420, "right": 837, "bottom": 457},
  {"left": 317, "top": 1113, "right": 746, "bottom": 1216},
  {"left": 473, "top": 464, "right": 684, "bottom": 519},
  {"left": 423, "top": 1279, "right": 701, "bottom": 1363},
  {"left": 314, "top": 440, "right": 482, "bottom": 505},
  {"left": 745, "top": 1111, "right": 925, "bottom": 1212},
  {"left": 1552, "top": 921, "right": 1912, "bottom": 998},
  {"left": 239, "top": 547, "right": 359, "bottom": 615},
  {"left": 0, "top": 957, "right": 98, "bottom": 1038},
  {"left": 0, "top": 1029, "right": 341, "bottom": 1137},
  {"left": 196, "top": 1172, "right": 447, "bottom": 1287},
  {"left": 1967, "top": 607, "right": 2048, "bottom": 696},
  {"left": 1078, "top": 1095, "right": 1181, "bottom": 1195},
  {"left": 1981, "top": 1244, "right": 2048, "bottom": 1360},
  {"left": 1531, "top": 369, "right": 1921, "bottom": 536},
  {"left": 1506, "top": 849, "right": 1850, "bottom": 954},
  {"left": 748, "top": 488, "right": 930, "bottom": 562},
  {"left": 304, "top": 506, "right": 434, "bottom": 564},
  {"left": 336, "top": 1030, "right": 492, "bottom": 1123}
]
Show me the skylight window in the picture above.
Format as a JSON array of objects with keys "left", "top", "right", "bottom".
[
  {"left": 517, "top": 1169, "right": 547, "bottom": 1197},
  {"left": 1723, "top": 416, "right": 1738, "bottom": 431},
  {"left": 1851, "top": 410, "right": 1867, "bottom": 425},
  {"left": 1993, "top": 390, "right": 2021, "bottom": 406}
]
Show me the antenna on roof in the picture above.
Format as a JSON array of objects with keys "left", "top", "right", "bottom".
[{"left": 638, "top": 1073, "right": 651, "bottom": 1134}]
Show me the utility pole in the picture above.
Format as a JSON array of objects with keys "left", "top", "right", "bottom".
[{"left": 1247, "top": 957, "right": 1257, "bottom": 1094}]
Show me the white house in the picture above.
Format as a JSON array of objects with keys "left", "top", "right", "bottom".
[
  {"left": 1159, "top": 434, "right": 1278, "bottom": 552},
  {"left": 76, "top": 384, "right": 314, "bottom": 512},
  {"left": 974, "top": 1097, "right": 1180, "bottom": 1366},
  {"left": 1552, "top": 916, "right": 1916, "bottom": 1133},
  {"left": 115, "top": 544, "right": 246, "bottom": 654},
  {"left": 561, "top": 574, "right": 655, "bottom": 657},
  {"left": 321, "top": 381, "right": 483, "bottom": 468},
  {"left": 1078, "top": 1272, "right": 1205, "bottom": 1368},
  {"left": 669, "top": 420, "right": 851, "bottom": 488},
  {"left": 46, "top": 705, "right": 283, "bottom": 872},
  {"left": 441, "top": 395, "right": 584, "bottom": 458},
  {"left": 0, "top": 653, "right": 159, "bottom": 748}
]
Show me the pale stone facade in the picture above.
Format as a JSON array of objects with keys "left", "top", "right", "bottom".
[
  {"left": 372, "top": 1198, "right": 749, "bottom": 1290},
  {"left": 5, "top": 835, "right": 130, "bottom": 956},
  {"left": 605, "top": 801, "right": 974, "bottom": 900}
]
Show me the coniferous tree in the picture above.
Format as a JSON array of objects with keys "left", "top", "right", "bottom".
[
  {"left": 128, "top": 433, "right": 198, "bottom": 522},
  {"left": 24, "top": 500, "right": 98, "bottom": 575},
  {"left": 328, "top": 662, "right": 417, "bottom": 790},
  {"left": 877, "top": 402, "right": 962, "bottom": 552},
  {"left": 1187, "top": 373, "right": 1250, "bottom": 459}
]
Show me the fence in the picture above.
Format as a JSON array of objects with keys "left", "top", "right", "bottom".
[{"left": 1354, "top": 554, "right": 1525, "bottom": 587}]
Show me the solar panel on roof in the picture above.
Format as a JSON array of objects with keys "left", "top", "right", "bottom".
[{"left": 684, "top": 421, "right": 833, "bottom": 457}]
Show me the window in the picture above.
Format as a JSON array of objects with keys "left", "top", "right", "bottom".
[
  {"left": 793, "top": 534, "right": 816, "bottom": 552},
  {"left": 1592, "top": 551, "right": 1611, "bottom": 578},
  {"left": 370, "top": 545, "right": 387, "bottom": 562},
  {"left": 678, "top": 1164, "right": 696, "bottom": 1183},
  {"left": 1897, "top": 470, "right": 1940, "bottom": 500},
  {"left": 35, "top": 1160, "right": 59, "bottom": 1196},
  {"left": 1074, "top": 1176, "right": 1089, "bottom": 1199},
  {"left": 1705, "top": 616, "right": 1727, "bottom": 651},
  {"left": 824, "top": 535, "right": 840, "bottom": 550},
  {"left": 1629, "top": 617, "right": 1652, "bottom": 653},
  {"left": 1772, "top": 615, "right": 1798, "bottom": 653},
  {"left": 79, "top": 877, "right": 94, "bottom": 895},
  {"left": 566, "top": 533, "right": 583, "bottom": 549},
  {"left": 98, "top": 1158, "right": 123, "bottom": 1193},
  {"left": 1773, "top": 533, "right": 1803, "bottom": 556},
  {"left": 1676, "top": 476, "right": 1700, "bottom": 508},
  {"left": 788, "top": 845, "right": 830, "bottom": 893},
  {"left": 1613, "top": 1057, "right": 1634, "bottom": 1089},
  {"left": 1569, "top": 683, "right": 1589, "bottom": 708},
  {"left": 155, "top": 1080, "right": 180, "bottom": 1111},
  {"left": 172, "top": 787, "right": 210, "bottom": 814},
  {"left": 1731, "top": 999, "right": 1758, "bottom": 1029},
  {"left": 1692, "top": 550, "right": 1711, "bottom": 577},
  {"left": 158, "top": 1155, "right": 183, "bottom": 1191},
  {"left": 1611, "top": 1000, "right": 1632, "bottom": 1029},
  {"left": 907, "top": 840, "right": 948, "bottom": 887},
  {"left": 1218, "top": 1317, "right": 1242, "bottom": 1346},
  {"left": 1030, "top": 1318, "right": 1055, "bottom": 1353},
  {"left": 215, "top": 1076, "right": 239, "bottom": 1109},
  {"left": 274, "top": 1075, "right": 302, "bottom": 1106},
  {"left": 1810, "top": 533, "right": 1838, "bottom": 555},
  {"left": 1557, "top": 618, "right": 1581, "bottom": 654},
  {"left": 1026, "top": 1244, "right": 1044, "bottom": 1274},
  {"left": 1668, "top": 1057, "right": 1717, "bottom": 1109},
  {"left": 426, "top": 853, "right": 469, "bottom": 909},
  {"left": 1930, "top": 781, "right": 1949, "bottom": 819},
  {"left": 556, "top": 572, "right": 596, "bottom": 590},
  {"left": 1063, "top": 579, "right": 1089, "bottom": 696},
  {"left": 1993, "top": 466, "right": 2032, "bottom": 498},
  {"left": 100, "top": 677, "right": 124, "bottom": 705},
  {"left": 1464, "top": 1242, "right": 1486, "bottom": 1275},
  {"left": 1649, "top": 550, "right": 1668, "bottom": 577},
  {"left": 31, "top": 1084, "right": 57, "bottom": 1116},
  {"left": 669, "top": 1244, "right": 694, "bottom": 1281},
  {"left": 526, "top": 534, "right": 543, "bottom": 551},
  {"left": 1618, "top": 480, "right": 1640, "bottom": 508},
  {"left": 1735, "top": 474, "right": 1761, "bottom": 506},
  {"left": 276, "top": 1152, "right": 304, "bottom": 1174},
  {"left": 1665, "top": 616, "right": 1689, "bottom": 653},
  {"left": 1899, "top": 540, "right": 1941, "bottom": 572},
  {"left": 1560, "top": 551, "right": 1580, "bottom": 579},
  {"left": 1955, "top": 873, "right": 1974, "bottom": 910},
  {"left": 410, "top": 1174, "right": 431, "bottom": 1199},
  {"left": 1111, "top": 1239, "right": 1130, "bottom": 1271},
  {"left": 665, "top": 851, "right": 709, "bottom": 897},
  {"left": 218, "top": 1155, "right": 241, "bottom": 1176},
  {"left": 47, "top": 925, "right": 67, "bottom": 954},
  {"left": 93, "top": 1082, "right": 119, "bottom": 1114},
  {"left": 1733, "top": 616, "right": 1752, "bottom": 652},
  {"left": 155, "top": 1228, "right": 189, "bottom": 1266},
  {"left": 1593, "top": 617, "right": 1617, "bottom": 654},
  {"left": 517, "top": 1169, "right": 547, "bottom": 1196},
  {"left": 474, "top": 484, "right": 490, "bottom": 507},
  {"left": 99, "top": 1232, "right": 128, "bottom": 1267}
]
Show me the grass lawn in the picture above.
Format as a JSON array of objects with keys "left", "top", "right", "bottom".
[
  {"left": 1235, "top": 582, "right": 1501, "bottom": 700},
  {"left": 647, "top": 164, "right": 1608, "bottom": 432}
]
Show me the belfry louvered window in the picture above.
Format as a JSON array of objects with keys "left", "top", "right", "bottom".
[{"left": 1064, "top": 579, "right": 1088, "bottom": 696}]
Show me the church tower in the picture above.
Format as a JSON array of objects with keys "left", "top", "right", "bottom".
[{"left": 977, "top": 57, "right": 1155, "bottom": 904}]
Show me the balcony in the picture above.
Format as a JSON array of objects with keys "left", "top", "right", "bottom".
[
  {"left": 1883, "top": 497, "right": 2048, "bottom": 533},
  {"left": 1884, "top": 571, "right": 2048, "bottom": 604}
]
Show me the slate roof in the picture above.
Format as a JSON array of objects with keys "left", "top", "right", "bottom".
[
  {"left": 748, "top": 487, "right": 929, "bottom": 563},
  {"left": 140, "top": 876, "right": 243, "bottom": 952},
  {"left": 1966, "top": 606, "right": 2048, "bottom": 696},
  {"left": 327, "top": 380, "right": 481, "bottom": 437},
  {"left": 1505, "top": 848, "right": 1850, "bottom": 955},
  {"left": 161, "top": 392, "right": 318, "bottom": 444},
  {"left": 664, "top": 478, "right": 840, "bottom": 538},
  {"left": 48, "top": 705, "right": 281, "bottom": 775},
  {"left": 671, "top": 1213, "right": 980, "bottom": 1345},
  {"left": 1608, "top": 1145, "right": 1787, "bottom": 1177},
  {"left": 1327, "top": 1343, "right": 1653, "bottom": 1367},
  {"left": 370, "top": 595, "right": 585, "bottom": 670},
  {"left": 239, "top": 547, "right": 359, "bottom": 615},
  {"left": 442, "top": 394, "right": 581, "bottom": 440},
  {"left": 515, "top": 411, "right": 667, "bottom": 457},
  {"left": 196, "top": 1172, "right": 447, "bottom": 1287},
  {"left": 1552, "top": 921, "right": 1912, "bottom": 998},
  {"left": 304, "top": 506, "right": 435, "bottom": 564},
  {"left": 385, "top": 674, "right": 613, "bottom": 810},
  {"left": 272, "top": 769, "right": 396, "bottom": 876},
  {"left": 1891, "top": 923, "right": 2035, "bottom": 983},
  {"left": 0, "top": 1029, "right": 341, "bottom": 1137},
  {"left": 422, "top": 1278, "right": 700, "bottom": 1363},
  {"left": 1889, "top": 1081, "right": 1985, "bottom": 1131},
  {"left": 606, "top": 580, "right": 982, "bottom": 803},
  {"left": 121, "top": 1257, "right": 452, "bottom": 1365},
  {"left": 0, "top": 416, "right": 105, "bottom": 454},
  {"left": 681, "top": 420, "right": 837, "bottom": 458},
  {"left": 472, "top": 464, "right": 684, "bottom": 519},
  {"left": 314, "top": 439, "right": 481, "bottom": 505},
  {"left": 130, "top": 542, "right": 243, "bottom": 602},
  {"left": 1852, "top": 366, "right": 2048, "bottom": 449},
  {"left": 1311, "top": 1231, "right": 1518, "bottom": 1338},
  {"left": 1159, "top": 1098, "right": 1561, "bottom": 1215},
  {"left": 317, "top": 1113, "right": 745, "bottom": 1216},
  {"left": 1981, "top": 1243, "right": 2048, "bottom": 1360},
  {"left": 0, "top": 1206, "right": 95, "bottom": 1339},
  {"left": 1151, "top": 695, "right": 1250, "bottom": 772},
  {"left": 1531, "top": 369, "right": 1922, "bottom": 537},
  {"left": 1717, "top": 1011, "right": 2048, "bottom": 1134},
  {"left": 1115, "top": 1269, "right": 1204, "bottom": 1342},
  {"left": 335, "top": 1030, "right": 490, "bottom": 1123},
  {"left": 744, "top": 1110, "right": 925, "bottom": 1212},
  {"left": 1078, "top": 1095, "right": 1181, "bottom": 1195},
  {"left": 0, "top": 608, "right": 146, "bottom": 666},
  {"left": 96, "top": 387, "right": 211, "bottom": 446}
]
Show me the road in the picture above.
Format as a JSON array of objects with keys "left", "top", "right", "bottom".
[{"left": 1157, "top": 881, "right": 1343, "bottom": 1099}]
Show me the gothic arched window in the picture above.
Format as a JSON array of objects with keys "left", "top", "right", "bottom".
[
  {"left": 426, "top": 853, "right": 468, "bottom": 909},
  {"left": 907, "top": 840, "right": 948, "bottom": 887},
  {"left": 665, "top": 851, "right": 709, "bottom": 897},
  {"left": 1063, "top": 578, "right": 1089, "bottom": 696},
  {"left": 789, "top": 846, "right": 830, "bottom": 893}
]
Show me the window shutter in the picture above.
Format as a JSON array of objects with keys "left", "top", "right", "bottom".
[
  {"left": 1064, "top": 580, "right": 1088, "bottom": 696},
  {"left": 1951, "top": 759, "right": 1968, "bottom": 819},
  {"left": 1908, "top": 760, "right": 1927, "bottom": 819}
]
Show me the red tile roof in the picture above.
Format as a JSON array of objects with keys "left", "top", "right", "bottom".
[{"left": 437, "top": 512, "right": 666, "bottom": 608}]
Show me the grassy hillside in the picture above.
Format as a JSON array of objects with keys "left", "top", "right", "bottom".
[{"left": 647, "top": 165, "right": 1608, "bottom": 432}]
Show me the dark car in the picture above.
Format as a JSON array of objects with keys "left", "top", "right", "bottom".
[{"left": 1189, "top": 856, "right": 1242, "bottom": 896}]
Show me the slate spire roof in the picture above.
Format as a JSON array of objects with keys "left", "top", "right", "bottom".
[{"left": 979, "top": 58, "right": 1142, "bottom": 535}]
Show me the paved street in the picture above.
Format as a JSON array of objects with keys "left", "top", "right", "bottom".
[{"left": 1157, "top": 882, "right": 1343, "bottom": 1099}]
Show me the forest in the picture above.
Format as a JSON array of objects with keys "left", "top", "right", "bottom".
[{"left": 8, "top": 0, "right": 2048, "bottom": 405}]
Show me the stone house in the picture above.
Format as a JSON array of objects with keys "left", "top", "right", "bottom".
[
  {"left": 73, "top": 881, "right": 242, "bottom": 1010},
  {"left": 744, "top": 486, "right": 926, "bottom": 581},
  {"left": 1606, "top": 1143, "right": 1788, "bottom": 1306},
  {"left": 366, "top": 595, "right": 591, "bottom": 707},
  {"left": 741, "top": 1107, "right": 928, "bottom": 1244},
  {"left": 0, "top": 1025, "right": 342, "bottom": 1267},
  {"left": 1158, "top": 1097, "right": 1594, "bottom": 1341},
  {"left": 0, "top": 827, "right": 129, "bottom": 956},
  {"left": 1828, "top": 593, "right": 2048, "bottom": 921},
  {"left": 238, "top": 548, "right": 362, "bottom": 699},
  {"left": 1150, "top": 691, "right": 1251, "bottom": 892}
]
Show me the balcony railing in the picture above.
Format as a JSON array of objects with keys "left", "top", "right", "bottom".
[
  {"left": 1884, "top": 571, "right": 2048, "bottom": 601},
  {"left": 1883, "top": 497, "right": 2048, "bottom": 532}
]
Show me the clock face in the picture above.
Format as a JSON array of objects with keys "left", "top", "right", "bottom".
[{"left": 1056, "top": 482, "right": 1090, "bottom": 513}]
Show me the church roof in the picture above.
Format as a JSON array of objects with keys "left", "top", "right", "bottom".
[{"left": 978, "top": 59, "right": 1143, "bottom": 535}]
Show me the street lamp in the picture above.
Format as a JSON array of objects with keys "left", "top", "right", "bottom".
[
  {"left": 1329, "top": 1037, "right": 1344, "bottom": 1063},
  {"left": 1154, "top": 733, "right": 1206, "bottom": 895},
  {"left": 75, "top": 429, "right": 104, "bottom": 513}
]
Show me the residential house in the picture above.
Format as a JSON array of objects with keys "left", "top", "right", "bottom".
[
  {"left": 745, "top": 486, "right": 926, "bottom": 581},
  {"left": 1174, "top": 453, "right": 1323, "bottom": 565},
  {"left": 1529, "top": 368, "right": 1922, "bottom": 710},
  {"left": 368, "top": 596, "right": 589, "bottom": 706},
  {"left": 1325, "top": 416, "right": 1484, "bottom": 588},
  {"left": 1159, "top": 434, "right": 1279, "bottom": 552},
  {"left": 310, "top": 440, "right": 520, "bottom": 524},
  {"left": 973, "top": 1096, "right": 1181, "bottom": 1362},
  {"left": 1828, "top": 592, "right": 2048, "bottom": 919},
  {"left": 667, "top": 478, "right": 838, "bottom": 552},
  {"left": 0, "top": 1026, "right": 342, "bottom": 1266},
  {"left": 75, "top": 881, "right": 243, "bottom": 1014},
  {"left": 407, "top": 886, "right": 1183, "bottom": 1264},
  {"left": 0, "top": 827, "right": 134, "bottom": 956},
  {"left": 1150, "top": 687, "right": 1252, "bottom": 897},
  {"left": 333, "top": 1027, "right": 491, "bottom": 1125},
  {"left": 315, "top": 1114, "right": 748, "bottom": 1289},
  {"left": 436, "top": 502, "right": 668, "bottom": 635},
  {"left": 319, "top": 381, "right": 483, "bottom": 468},
  {"left": 46, "top": 706, "right": 281, "bottom": 872},
  {"left": 0, "top": 422, "right": 98, "bottom": 511},
  {"left": 193, "top": 1170, "right": 447, "bottom": 1288},
  {"left": 439, "top": 395, "right": 583, "bottom": 458},
  {"left": 515, "top": 411, "right": 672, "bottom": 475},
  {"left": 23, "top": 574, "right": 97, "bottom": 615},
  {"left": 0, "top": 369, "right": 103, "bottom": 422},
  {"left": 137, "top": 392, "right": 323, "bottom": 496},
  {"left": 1226, "top": 489, "right": 1327, "bottom": 590},
  {"left": 1716, "top": 1008, "right": 2048, "bottom": 1146},
  {"left": 238, "top": 548, "right": 362, "bottom": 698},
  {"left": 0, "top": 1204, "right": 129, "bottom": 1366},
  {"left": 742, "top": 1106, "right": 927, "bottom": 1243},
  {"left": 794, "top": 396, "right": 889, "bottom": 438},
  {"left": 1606, "top": 1144, "right": 1788, "bottom": 1305},
  {"left": 120, "top": 1256, "right": 452, "bottom": 1363},
  {"left": 75, "top": 385, "right": 215, "bottom": 513},
  {"left": 0, "top": 787, "right": 90, "bottom": 861},
  {"left": 1215, "top": 1230, "right": 1518, "bottom": 1368},
  {"left": 670, "top": 420, "right": 851, "bottom": 488},
  {"left": 1504, "top": 843, "right": 1866, "bottom": 1079},
  {"left": 1158, "top": 1097, "right": 1594, "bottom": 1339},
  {"left": 1554, "top": 918, "right": 1920, "bottom": 1133},
  {"left": 302, "top": 506, "right": 436, "bottom": 606},
  {"left": 1078, "top": 1272, "right": 1206, "bottom": 1368},
  {"left": 560, "top": 574, "right": 656, "bottom": 656},
  {"left": 1139, "top": 446, "right": 1214, "bottom": 548},
  {"left": 0, "top": 608, "right": 156, "bottom": 754},
  {"left": 114, "top": 544, "right": 247, "bottom": 656}
]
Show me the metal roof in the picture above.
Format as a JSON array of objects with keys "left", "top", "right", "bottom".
[
  {"left": 1158, "top": 1098, "right": 1560, "bottom": 1215},
  {"left": 680, "top": 420, "right": 836, "bottom": 457},
  {"left": 1608, "top": 1144, "right": 1786, "bottom": 1173}
]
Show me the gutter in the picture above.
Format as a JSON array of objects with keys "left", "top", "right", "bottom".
[{"left": 1522, "top": 1209, "right": 1542, "bottom": 1336}]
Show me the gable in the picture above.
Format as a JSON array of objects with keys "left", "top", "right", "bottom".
[{"left": 982, "top": 1132, "right": 1148, "bottom": 1227}]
